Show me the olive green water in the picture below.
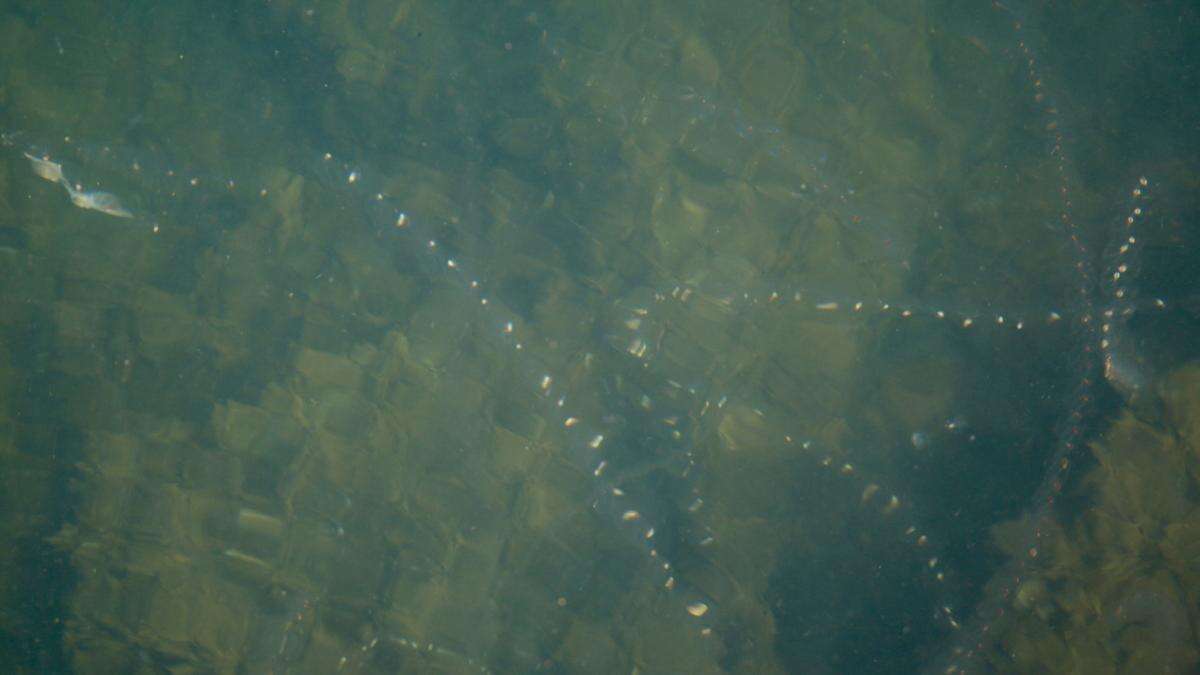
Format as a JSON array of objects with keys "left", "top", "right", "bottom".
[{"left": 1, "top": 1, "right": 1198, "bottom": 673}]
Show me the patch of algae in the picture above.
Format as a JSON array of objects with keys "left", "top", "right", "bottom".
[{"left": 986, "top": 362, "right": 1200, "bottom": 674}]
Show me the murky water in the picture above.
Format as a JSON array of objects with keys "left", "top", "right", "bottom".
[{"left": 1, "top": 1, "right": 1197, "bottom": 673}]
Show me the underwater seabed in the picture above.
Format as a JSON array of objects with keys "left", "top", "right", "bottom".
[
  {"left": 974, "top": 360, "right": 1200, "bottom": 674},
  {"left": 3, "top": 1, "right": 1196, "bottom": 673}
]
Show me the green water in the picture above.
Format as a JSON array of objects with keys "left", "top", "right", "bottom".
[{"left": 1, "top": 1, "right": 1197, "bottom": 673}]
